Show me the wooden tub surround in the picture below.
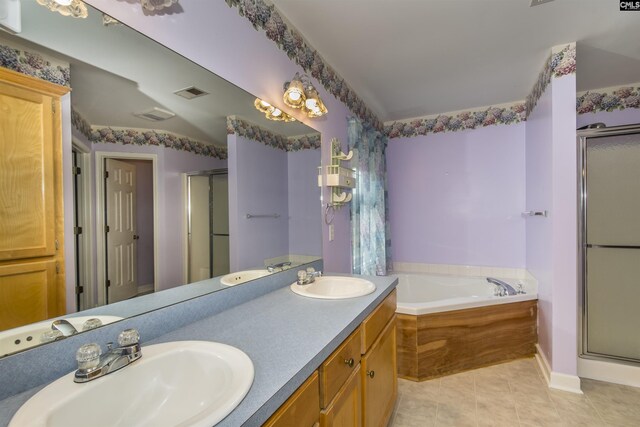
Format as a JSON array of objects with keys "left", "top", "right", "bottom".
[{"left": 397, "top": 300, "right": 537, "bottom": 381}]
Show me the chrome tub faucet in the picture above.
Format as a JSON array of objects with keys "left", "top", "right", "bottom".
[
  {"left": 74, "top": 329, "right": 142, "bottom": 383},
  {"left": 486, "top": 277, "right": 524, "bottom": 297}
]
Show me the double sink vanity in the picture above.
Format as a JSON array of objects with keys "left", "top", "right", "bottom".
[{"left": 0, "top": 265, "right": 398, "bottom": 427}]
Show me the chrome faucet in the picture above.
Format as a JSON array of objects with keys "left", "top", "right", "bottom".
[
  {"left": 74, "top": 329, "right": 142, "bottom": 383},
  {"left": 51, "top": 319, "right": 79, "bottom": 337},
  {"left": 267, "top": 261, "right": 292, "bottom": 273},
  {"left": 297, "top": 267, "right": 322, "bottom": 285},
  {"left": 486, "top": 277, "right": 523, "bottom": 296}
]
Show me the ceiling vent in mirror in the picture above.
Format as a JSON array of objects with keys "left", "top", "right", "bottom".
[
  {"left": 530, "top": 0, "right": 554, "bottom": 6},
  {"left": 174, "top": 86, "right": 209, "bottom": 100},
  {"left": 134, "top": 107, "right": 176, "bottom": 122}
]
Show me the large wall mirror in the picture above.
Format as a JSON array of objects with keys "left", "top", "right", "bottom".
[{"left": 0, "top": 1, "right": 321, "bottom": 357}]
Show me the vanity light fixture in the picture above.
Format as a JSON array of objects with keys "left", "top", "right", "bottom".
[
  {"left": 36, "top": 0, "right": 88, "bottom": 18},
  {"left": 254, "top": 98, "right": 296, "bottom": 122},
  {"left": 283, "top": 73, "right": 328, "bottom": 118}
]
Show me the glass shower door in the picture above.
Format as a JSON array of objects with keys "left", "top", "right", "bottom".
[{"left": 584, "top": 132, "right": 640, "bottom": 362}]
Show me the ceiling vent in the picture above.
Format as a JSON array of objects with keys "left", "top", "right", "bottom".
[
  {"left": 174, "top": 86, "right": 209, "bottom": 100},
  {"left": 530, "top": 0, "right": 554, "bottom": 6},
  {"left": 134, "top": 107, "right": 176, "bottom": 122}
]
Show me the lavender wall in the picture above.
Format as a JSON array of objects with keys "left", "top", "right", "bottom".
[
  {"left": 526, "top": 85, "right": 555, "bottom": 365},
  {"left": 386, "top": 123, "right": 526, "bottom": 268},
  {"left": 122, "top": 159, "right": 155, "bottom": 287},
  {"left": 228, "top": 135, "right": 289, "bottom": 270},
  {"left": 287, "top": 149, "right": 322, "bottom": 257},
  {"left": 577, "top": 108, "right": 640, "bottom": 128},
  {"left": 86, "top": 0, "right": 355, "bottom": 273},
  {"left": 525, "top": 73, "right": 578, "bottom": 377},
  {"left": 550, "top": 74, "right": 578, "bottom": 375}
]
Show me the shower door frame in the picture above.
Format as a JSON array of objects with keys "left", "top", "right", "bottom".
[
  {"left": 184, "top": 168, "right": 228, "bottom": 284},
  {"left": 578, "top": 123, "right": 640, "bottom": 364}
]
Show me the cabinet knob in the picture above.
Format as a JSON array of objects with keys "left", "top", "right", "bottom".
[
  {"left": 367, "top": 370, "right": 375, "bottom": 378},
  {"left": 344, "top": 357, "right": 354, "bottom": 368},
  {"left": 133, "top": 235, "right": 140, "bottom": 240}
]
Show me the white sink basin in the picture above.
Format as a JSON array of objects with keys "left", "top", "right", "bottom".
[
  {"left": 9, "top": 341, "right": 254, "bottom": 427},
  {"left": 220, "top": 269, "right": 270, "bottom": 286},
  {"left": 290, "top": 276, "right": 376, "bottom": 299},
  {"left": 0, "top": 316, "right": 122, "bottom": 356}
]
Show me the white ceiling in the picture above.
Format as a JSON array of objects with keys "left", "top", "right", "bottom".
[
  {"left": 9, "top": 0, "right": 316, "bottom": 145},
  {"left": 272, "top": 0, "right": 640, "bottom": 122}
]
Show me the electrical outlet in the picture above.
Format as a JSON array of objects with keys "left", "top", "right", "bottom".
[{"left": 329, "top": 224, "right": 334, "bottom": 242}]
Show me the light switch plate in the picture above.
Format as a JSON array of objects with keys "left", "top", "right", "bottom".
[{"left": 329, "top": 224, "right": 334, "bottom": 242}]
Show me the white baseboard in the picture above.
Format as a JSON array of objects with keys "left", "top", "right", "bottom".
[
  {"left": 579, "top": 357, "right": 640, "bottom": 388},
  {"left": 535, "top": 344, "right": 583, "bottom": 394},
  {"left": 137, "top": 283, "right": 154, "bottom": 295}
]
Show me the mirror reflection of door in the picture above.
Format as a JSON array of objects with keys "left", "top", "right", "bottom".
[
  {"left": 187, "top": 170, "right": 230, "bottom": 283},
  {"left": 105, "top": 158, "right": 154, "bottom": 303}
]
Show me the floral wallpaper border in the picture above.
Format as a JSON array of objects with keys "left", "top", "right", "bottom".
[
  {"left": 0, "top": 42, "right": 71, "bottom": 87},
  {"left": 224, "top": 0, "right": 383, "bottom": 131},
  {"left": 72, "top": 107, "right": 227, "bottom": 159},
  {"left": 525, "top": 43, "right": 576, "bottom": 118},
  {"left": 90, "top": 126, "right": 228, "bottom": 159},
  {"left": 227, "top": 116, "right": 321, "bottom": 151},
  {"left": 384, "top": 102, "right": 526, "bottom": 139},
  {"left": 577, "top": 84, "right": 640, "bottom": 114},
  {"left": 71, "top": 108, "right": 93, "bottom": 140}
]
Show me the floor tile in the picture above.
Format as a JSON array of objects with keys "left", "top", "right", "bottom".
[{"left": 395, "top": 358, "right": 640, "bottom": 427}]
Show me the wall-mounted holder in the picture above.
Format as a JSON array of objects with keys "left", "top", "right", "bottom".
[
  {"left": 522, "top": 210, "right": 548, "bottom": 217},
  {"left": 318, "top": 138, "right": 356, "bottom": 209}
]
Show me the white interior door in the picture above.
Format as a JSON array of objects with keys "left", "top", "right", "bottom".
[{"left": 106, "top": 158, "right": 138, "bottom": 303}]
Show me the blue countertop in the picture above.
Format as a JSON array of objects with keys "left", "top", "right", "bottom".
[{"left": 0, "top": 274, "right": 397, "bottom": 427}]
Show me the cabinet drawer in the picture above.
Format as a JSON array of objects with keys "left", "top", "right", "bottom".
[
  {"left": 361, "top": 290, "right": 396, "bottom": 354},
  {"left": 263, "top": 371, "right": 320, "bottom": 427},
  {"left": 320, "top": 327, "right": 362, "bottom": 408},
  {"left": 320, "top": 364, "right": 362, "bottom": 427}
]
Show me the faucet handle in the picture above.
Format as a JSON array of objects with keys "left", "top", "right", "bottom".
[
  {"left": 306, "top": 267, "right": 315, "bottom": 274},
  {"left": 76, "top": 343, "right": 101, "bottom": 370},
  {"left": 118, "top": 329, "right": 140, "bottom": 347}
]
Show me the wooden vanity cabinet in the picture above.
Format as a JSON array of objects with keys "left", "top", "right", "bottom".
[
  {"left": 263, "top": 371, "right": 320, "bottom": 427},
  {"left": 361, "top": 317, "right": 397, "bottom": 427},
  {"left": 360, "top": 290, "right": 397, "bottom": 427},
  {"left": 320, "top": 365, "right": 362, "bottom": 427},
  {"left": 0, "top": 68, "right": 69, "bottom": 330},
  {"left": 265, "top": 290, "right": 397, "bottom": 427}
]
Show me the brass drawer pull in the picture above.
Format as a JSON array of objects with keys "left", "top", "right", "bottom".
[
  {"left": 367, "top": 370, "right": 375, "bottom": 378},
  {"left": 344, "top": 357, "right": 354, "bottom": 368}
]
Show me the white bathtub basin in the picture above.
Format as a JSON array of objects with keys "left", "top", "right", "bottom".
[
  {"left": 0, "top": 316, "right": 122, "bottom": 356},
  {"left": 9, "top": 341, "right": 254, "bottom": 427},
  {"left": 220, "top": 269, "right": 271, "bottom": 286},
  {"left": 290, "top": 276, "right": 376, "bottom": 299}
]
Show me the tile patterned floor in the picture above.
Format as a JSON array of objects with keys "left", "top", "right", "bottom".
[{"left": 389, "top": 358, "right": 640, "bottom": 427}]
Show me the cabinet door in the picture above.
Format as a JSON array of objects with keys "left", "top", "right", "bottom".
[
  {"left": 361, "top": 317, "right": 397, "bottom": 427},
  {"left": 0, "top": 260, "right": 59, "bottom": 330},
  {"left": 320, "top": 365, "right": 362, "bottom": 427},
  {"left": 0, "top": 79, "right": 56, "bottom": 261},
  {"left": 264, "top": 371, "right": 320, "bottom": 427}
]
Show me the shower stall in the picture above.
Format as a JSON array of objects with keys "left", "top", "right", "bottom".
[{"left": 579, "top": 124, "right": 640, "bottom": 367}]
